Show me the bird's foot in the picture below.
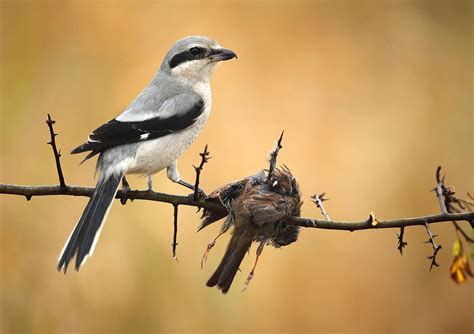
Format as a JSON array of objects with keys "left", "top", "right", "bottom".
[
  {"left": 201, "top": 240, "right": 216, "bottom": 269},
  {"left": 201, "top": 229, "right": 227, "bottom": 268},
  {"left": 178, "top": 180, "right": 207, "bottom": 201},
  {"left": 242, "top": 242, "right": 265, "bottom": 292},
  {"left": 120, "top": 176, "right": 131, "bottom": 205},
  {"left": 242, "top": 270, "right": 255, "bottom": 293},
  {"left": 147, "top": 176, "right": 153, "bottom": 192},
  {"left": 187, "top": 188, "right": 207, "bottom": 201}
]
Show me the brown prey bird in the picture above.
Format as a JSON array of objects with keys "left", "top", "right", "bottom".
[{"left": 200, "top": 166, "right": 302, "bottom": 293}]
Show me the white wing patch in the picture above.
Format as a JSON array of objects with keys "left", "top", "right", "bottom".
[
  {"left": 116, "top": 99, "right": 178, "bottom": 122},
  {"left": 86, "top": 135, "right": 100, "bottom": 143},
  {"left": 140, "top": 133, "right": 150, "bottom": 140}
]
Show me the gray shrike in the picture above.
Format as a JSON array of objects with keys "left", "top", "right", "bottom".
[{"left": 58, "top": 36, "right": 237, "bottom": 273}]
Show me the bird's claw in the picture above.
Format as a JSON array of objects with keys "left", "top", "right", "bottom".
[
  {"left": 147, "top": 176, "right": 153, "bottom": 192},
  {"left": 195, "top": 188, "right": 207, "bottom": 199},
  {"left": 120, "top": 185, "right": 130, "bottom": 205},
  {"left": 241, "top": 270, "right": 255, "bottom": 292},
  {"left": 187, "top": 188, "right": 207, "bottom": 202},
  {"left": 201, "top": 240, "right": 216, "bottom": 269}
]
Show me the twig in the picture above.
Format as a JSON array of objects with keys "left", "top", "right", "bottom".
[
  {"left": 434, "top": 166, "right": 471, "bottom": 214},
  {"left": 267, "top": 131, "right": 284, "bottom": 182},
  {"left": 46, "top": 114, "right": 66, "bottom": 188},
  {"left": 311, "top": 193, "right": 330, "bottom": 221},
  {"left": 433, "top": 166, "right": 473, "bottom": 243},
  {"left": 193, "top": 145, "right": 210, "bottom": 202},
  {"left": 424, "top": 222, "right": 442, "bottom": 271},
  {"left": 397, "top": 226, "right": 408, "bottom": 255},
  {"left": 287, "top": 212, "right": 474, "bottom": 230},
  {"left": 172, "top": 204, "right": 179, "bottom": 261},
  {"left": 434, "top": 166, "right": 448, "bottom": 214}
]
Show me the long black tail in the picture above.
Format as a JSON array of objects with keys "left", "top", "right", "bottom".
[
  {"left": 57, "top": 171, "right": 124, "bottom": 273},
  {"left": 207, "top": 232, "right": 252, "bottom": 293}
]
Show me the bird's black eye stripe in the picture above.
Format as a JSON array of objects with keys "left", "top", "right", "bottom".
[{"left": 169, "top": 47, "right": 207, "bottom": 69}]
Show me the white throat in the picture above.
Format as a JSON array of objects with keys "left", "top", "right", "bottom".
[
  {"left": 171, "top": 60, "right": 215, "bottom": 107},
  {"left": 171, "top": 60, "right": 216, "bottom": 85}
]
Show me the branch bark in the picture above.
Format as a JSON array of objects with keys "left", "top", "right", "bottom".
[
  {"left": 1, "top": 183, "right": 473, "bottom": 231},
  {"left": 0, "top": 183, "right": 224, "bottom": 210},
  {"left": 46, "top": 114, "right": 66, "bottom": 188},
  {"left": 288, "top": 212, "right": 474, "bottom": 231}
]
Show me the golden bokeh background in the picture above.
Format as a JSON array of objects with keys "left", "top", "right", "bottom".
[{"left": 1, "top": 1, "right": 472, "bottom": 333}]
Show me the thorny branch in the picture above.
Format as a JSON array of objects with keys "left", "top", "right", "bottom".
[
  {"left": 311, "top": 193, "right": 330, "bottom": 221},
  {"left": 397, "top": 226, "right": 408, "bottom": 255},
  {"left": 286, "top": 212, "right": 474, "bottom": 231},
  {"left": 172, "top": 204, "right": 179, "bottom": 261},
  {"left": 1, "top": 115, "right": 473, "bottom": 275},
  {"left": 424, "top": 222, "right": 442, "bottom": 271},
  {"left": 3, "top": 182, "right": 471, "bottom": 231},
  {"left": 434, "top": 166, "right": 473, "bottom": 215},
  {"left": 267, "top": 131, "right": 284, "bottom": 182},
  {"left": 434, "top": 166, "right": 474, "bottom": 244},
  {"left": 434, "top": 167, "right": 449, "bottom": 214},
  {"left": 170, "top": 145, "right": 210, "bottom": 258},
  {"left": 193, "top": 145, "right": 210, "bottom": 202},
  {"left": 421, "top": 166, "right": 447, "bottom": 270},
  {"left": 46, "top": 114, "right": 66, "bottom": 189},
  {"left": 193, "top": 145, "right": 211, "bottom": 202},
  {"left": 0, "top": 183, "right": 223, "bottom": 209}
]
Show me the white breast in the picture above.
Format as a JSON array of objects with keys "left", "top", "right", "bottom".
[{"left": 127, "top": 82, "right": 212, "bottom": 176}]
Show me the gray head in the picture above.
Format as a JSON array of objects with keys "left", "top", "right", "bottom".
[{"left": 160, "top": 36, "right": 237, "bottom": 82}]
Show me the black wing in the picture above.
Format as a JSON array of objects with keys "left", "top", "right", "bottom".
[{"left": 71, "top": 98, "right": 204, "bottom": 161}]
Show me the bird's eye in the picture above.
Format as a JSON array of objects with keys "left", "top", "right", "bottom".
[{"left": 189, "top": 47, "right": 201, "bottom": 56}]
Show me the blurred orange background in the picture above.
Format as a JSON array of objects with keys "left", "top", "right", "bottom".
[{"left": 1, "top": 1, "right": 472, "bottom": 333}]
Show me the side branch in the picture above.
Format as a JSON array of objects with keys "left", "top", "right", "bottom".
[
  {"left": 267, "top": 131, "right": 284, "bottom": 182},
  {"left": 46, "top": 114, "right": 66, "bottom": 188},
  {"left": 193, "top": 145, "right": 210, "bottom": 201},
  {"left": 288, "top": 212, "right": 474, "bottom": 231},
  {"left": 424, "top": 222, "right": 442, "bottom": 270},
  {"left": 172, "top": 204, "right": 179, "bottom": 261}
]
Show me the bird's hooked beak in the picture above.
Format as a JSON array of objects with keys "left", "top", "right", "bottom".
[{"left": 209, "top": 48, "right": 238, "bottom": 62}]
